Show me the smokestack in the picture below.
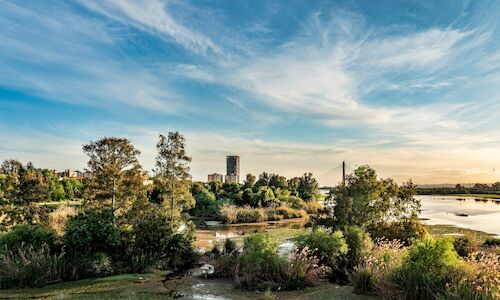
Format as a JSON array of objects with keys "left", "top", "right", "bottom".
[{"left": 342, "top": 161, "right": 346, "bottom": 186}]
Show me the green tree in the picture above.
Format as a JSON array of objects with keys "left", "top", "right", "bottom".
[
  {"left": 287, "top": 177, "right": 300, "bottom": 196},
  {"left": 191, "top": 182, "right": 216, "bottom": 216},
  {"left": 269, "top": 174, "right": 288, "bottom": 190},
  {"left": 252, "top": 186, "right": 275, "bottom": 207},
  {"left": 155, "top": 132, "right": 195, "bottom": 224},
  {"left": 243, "top": 174, "right": 256, "bottom": 189},
  {"left": 83, "top": 137, "right": 148, "bottom": 225},
  {"left": 298, "top": 173, "right": 319, "bottom": 201}
]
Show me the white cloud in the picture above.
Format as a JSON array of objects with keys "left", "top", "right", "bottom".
[{"left": 79, "top": 0, "right": 221, "bottom": 56}]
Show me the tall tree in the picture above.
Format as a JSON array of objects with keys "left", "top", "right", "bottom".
[
  {"left": 155, "top": 132, "right": 195, "bottom": 224},
  {"left": 298, "top": 173, "right": 319, "bottom": 201},
  {"left": 83, "top": 137, "right": 148, "bottom": 225},
  {"left": 243, "top": 174, "right": 256, "bottom": 189}
]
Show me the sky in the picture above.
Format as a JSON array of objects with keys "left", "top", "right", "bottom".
[{"left": 1, "top": 0, "right": 500, "bottom": 186}]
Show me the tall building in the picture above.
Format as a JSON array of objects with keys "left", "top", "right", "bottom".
[
  {"left": 226, "top": 155, "right": 240, "bottom": 183},
  {"left": 208, "top": 173, "right": 224, "bottom": 182}
]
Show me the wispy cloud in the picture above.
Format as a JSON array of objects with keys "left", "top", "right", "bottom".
[{"left": 78, "top": 0, "right": 221, "bottom": 56}]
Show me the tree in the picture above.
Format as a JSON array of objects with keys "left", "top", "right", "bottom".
[
  {"left": 243, "top": 174, "right": 256, "bottom": 189},
  {"left": 333, "top": 165, "right": 421, "bottom": 228},
  {"left": 287, "top": 177, "right": 300, "bottom": 196},
  {"left": 298, "top": 173, "right": 319, "bottom": 201},
  {"left": 253, "top": 172, "right": 270, "bottom": 192},
  {"left": 252, "top": 186, "right": 275, "bottom": 207},
  {"left": 155, "top": 132, "right": 195, "bottom": 224},
  {"left": 191, "top": 182, "right": 216, "bottom": 216},
  {"left": 83, "top": 137, "right": 148, "bottom": 225},
  {"left": 269, "top": 174, "right": 288, "bottom": 190}
]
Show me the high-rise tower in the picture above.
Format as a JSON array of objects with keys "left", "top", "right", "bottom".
[{"left": 225, "top": 155, "right": 240, "bottom": 183}]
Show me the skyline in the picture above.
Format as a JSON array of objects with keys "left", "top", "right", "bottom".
[{"left": 1, "top": 0, "right": 500, "bottom": 185}]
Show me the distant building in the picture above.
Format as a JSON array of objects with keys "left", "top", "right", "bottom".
[
  {"left": 57, "top": 169, "right": 91, "bottom": 179},
  {"left": 225, "top": 174, "right": 239, "bottom": 184},
  {"left": 226, "top": 155, "right": 240, "bottom": 184},
  {"left": 208, "top": 173, "right": 224, "bottom": 182}
]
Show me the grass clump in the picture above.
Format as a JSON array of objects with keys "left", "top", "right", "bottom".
[{"left": 484, "top": 236, "right": 500, "bottom": 247}]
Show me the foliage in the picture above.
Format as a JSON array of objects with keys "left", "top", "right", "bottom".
[
  {"left": 392, "top": 237, "right": 460, "bottom": 299},
  {"left": 82, "top": 137, "right": 149, "bottom": 226},
  {"left": 333, "top": 165, "right": 420, "bottom": 229},
  {"left": 64, "top": 209, "right": 120, "bottom": 278},
  {"left": 76, "top": 252, "right": 114, "bottom": 278},
  {"left": 218, "top": 204, "right": 307, "bottom": 224},
  {"left": 0, "top": 244, "right": 65, "bottom": 289},
  {"left": 154, "top": 132, "right": 195, "bottom": 220},
  {"left": 296, "top": 228, "right": 348, "bottom": 267},
  {"left": 190, "top": 182, "right": 217, "bottom": 217},
  {"left": 234, "top": 234, "right": 287, "bottom": 291},
  {"left": 285, "top": 246, "right": 326, "bottom": 290},
  {"left": 368, "top": 218, "right": 427, "bottom": 245},
  {"left": 453, "top": 236, "right": 477, "bottom": 257},
  {"left": 0, "top": 224, "right": 57, "bottom": 253},
  {"left": 484, "top": 237, "right": 500, "bottom": 247}
]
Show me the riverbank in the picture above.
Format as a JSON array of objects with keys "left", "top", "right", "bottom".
[
  {"left": 450, "top": 193, "right": 500, "bottom": 199},
  {"left": 0, "top": 271, "right": 376, "bottom": 300}
]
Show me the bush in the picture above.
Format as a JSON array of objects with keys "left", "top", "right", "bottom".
[
  {"left": 368, "top": 218, "right": 427, "bottom": 245},
  {"left": 0, "top": 244, "right": 65, "bottom": 288},
  {"left": 484, "top": 237, "right": 500, "bottom": 247},
  {"left": 47, "top": 206, "right": 76, "bottom": 236},
  {"left": 296, "top": 228, "right": 348, "bottom": 267},
  {"left": 0, "top": 224, "right": 57, "bottom": 254},
  {"left": 218, "top": 203, "right": 238, "bottom": 223},
  {"left": 285, "top": 246, "right": 325, "bottom": 290},
  {"left": 236, "top": 206, "right": 266, "bottom": 223},
  {"left": 453, "top": 236, "right": 477, "bottom": 257},
  {"left": 63, "top": 209, "right": 120, "bottom": 279},
  {"left": 344, "top": 226, "right": 373, "bottom": 269},
  {"left": 352, "top": 267, "right": 374, "bottom": 294},
  {"left": 234, "top": 234, "right": 286, "bottom": 291},
  {"left": 392, "top": 237, "right": 460, "bottom": 299},
  {"left": 77, "top": 252, "right": 113, "bottom": 278},
  {"left": 127, "top": 215, "right": 175, "bottom": 271}
]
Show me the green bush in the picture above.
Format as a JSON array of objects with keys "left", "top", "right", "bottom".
[
  {"left": 234, "top": 234, "right": 286, "bottom": 291},
  {"left": 344, "top": 226, "right": 373, "bottom": 269},
  {"left": 483, "top": 236, "right": 500, "bottom": 247},
  {"left": 0, "top": 244, "right": 65, "bottom": 288},
  {"left": 77, "top": 252, "right": 113, "bottom": 278},
  {"left": 128, "top": 215, "right": 175, "bottom": 271},
  {"left": 368, "top": 218, "right": 427, "bottom": 245},
  {"left": 63, "top": 209, "right": 120, "bottom": 279},
  {"left": 64, "top": 209, "right": 121, "bottom": 257},
  {"left": 296, "top": 228, "right": 348, "bottom": 267},
  {"left": 453, "top": 236, "right": 477, "bottom": 257},
  {"left": 392, "top": 237, "right": 460, "bottom": 299},
  {"left": 352, "top": 268, "right": 374, "bottom": 294},
  {"left": 0, "top": 225, "right": 57, "bottom": 253}
]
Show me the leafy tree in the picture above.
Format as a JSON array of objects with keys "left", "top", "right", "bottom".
[
  {"left": 241, "top": 188, "right": 254, "bottom": 206},
  {"left": 191, "top": 182, "right": 216, "bottom": 216},
  {"left": 269, "top": 174, "right": 288, "bottom": 190},
  {"left": 333, "top": 165, "right": 421, "bottom": 229},
  {"left": 243, "top": 174, "right": 256, "bottom": 189},
  {"left": 253, "top": 172, "right": 270, "bottom": 191},
  {"left": 154, "top": 132, "right": 195, "bottom": 223},
  {"left": 298, "top": 173, "right": 319, "bottom": 201},
  {"left": 252, "top": 186, "right": 275, "bottom": 207},
  {"left": 287, "top": 177, "right": 300, "bottom": 196},
  {"left": 82, "top": 137, "right": 148, "bottom": 225}
]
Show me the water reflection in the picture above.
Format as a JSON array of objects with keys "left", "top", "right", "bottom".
[
  {"left": 195, "top": 218, "right": 306, "bottom": 250},
  {"left": 417, "top": 195, "right": 500, "bottom": 236}
]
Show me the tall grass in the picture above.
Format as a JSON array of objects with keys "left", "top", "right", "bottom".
[
  {"left": 48, "top": 206, "right": 76, "bottom": 236},
  {"left": 218, "top": 204, "right": 307, "bottom": 224},
  {"left": 0, "top": 244, "right": 65, "bottom": 289}
]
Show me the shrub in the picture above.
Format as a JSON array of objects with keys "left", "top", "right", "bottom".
[
  {"left": 356, "top": 239, "right": 406, "bottom": 298},
  {"left": 343, "top": 226, "right": 373, "bottom": 269},
  {"left": 218, "top": 203, "right": 238, "bottom": 223},
  {"left": 484, "top": 237, "right": 500, "bottom": 247},
  {"left": 128, "top": 215, "right": 174, "bottom": 271},
  {"left": 234, "top": 234, "right": 286, "bottom": 291},
  {"left": 392, "top": 237, "right": 459, "bottom": 299},
  {"left": 236, "top": 206, "right": 266, "bottom": 223},
  {"left": 453, "top": 236, "right": 477, "bottom": 257},
  {"left": 63, "top": 209, "right": 120, "bottom": 279},
  {"left": 165, "top": 230, "right": 196, "bottom": 270},
  {"left": 368, "top": 218, "right": 427, "bottom": 245},
  {"left": 0, "top": 224, "right": 57, "bottom": 253},
  {"left": 444, "top": 251, "right": 500, "bottom": 300},
  {"left": 305, "top": 201, "right": 322, "bottom": 214},
  {"left": 352, "top": 267, "right": 374, "bottom": 294},
  {"left": 296, "top": 228, "right": 348, "bottom": 267},
  {"left": 77, "top": 252, "right": 113, "bottom": 278},
  {"left": 285, "top": 246, "right": 326, "bottom": 290},
  {"left": 0, "top": 244, "right": 65, "bottom": 288}
]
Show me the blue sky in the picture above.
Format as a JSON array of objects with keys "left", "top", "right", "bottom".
[{"left": 1, "top": 0, "right": 500, "bottom": 185}]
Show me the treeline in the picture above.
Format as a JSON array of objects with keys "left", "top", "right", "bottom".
[
  {"left": 0, "top": 132, "right": 197, "bottom": 289},
  {"left": 417, "top": 182, "right": 500, "bottom": 195},
  {"left": 189, "top": 172, "right": 321, "bottom": 221}
]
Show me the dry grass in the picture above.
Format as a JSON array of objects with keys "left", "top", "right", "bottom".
[{"left": 48, "top": 206, "right": 76, "bottom": 236}]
